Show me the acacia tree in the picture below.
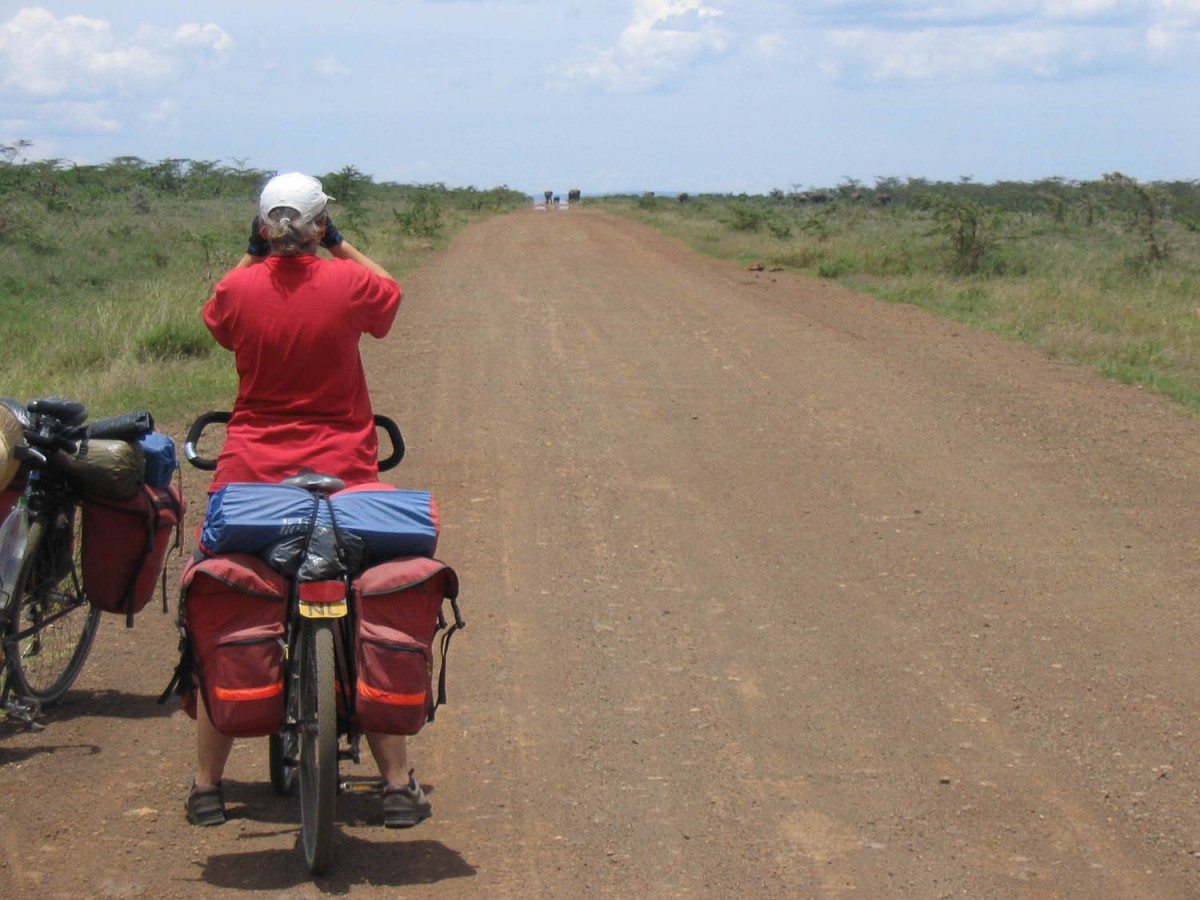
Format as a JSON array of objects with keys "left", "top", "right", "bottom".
[
  {"left": 923, "top": 195, "right": 993, "bottom": 274},
  {"left": 1102, "top": 172, "right": 1170, "bottom": 263}
]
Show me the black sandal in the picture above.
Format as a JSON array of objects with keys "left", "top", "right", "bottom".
[{"left": 185, "top": 780, "right": 226, "bottom": 827}]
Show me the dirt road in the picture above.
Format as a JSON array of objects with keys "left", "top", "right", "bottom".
[{"left": 5, "top": 209, "right": 1200, "bottom": 897}]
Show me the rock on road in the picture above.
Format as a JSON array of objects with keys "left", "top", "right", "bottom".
[{"left": 4, "top": 209, "right": 1200, "bottom": 898}]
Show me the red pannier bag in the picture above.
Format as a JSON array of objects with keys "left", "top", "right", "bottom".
[
  {"left": 351, "top": 556, "right": 463, "bottom": 736},
  {"left": 81, "top": 483, "right": 184, "bottom": 624},
  {"left": 180, "top": 552, "right": 289, "bottom": 737}
]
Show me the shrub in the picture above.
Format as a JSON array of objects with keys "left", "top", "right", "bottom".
[
  {"left": 817, "top": 257, "right": 858, "bottom": 279},
  {"left": 726, "top": 205, "right": 766, "bottom": 232},
  {"left": 394, "top": 190, "right": 443, "bottom": 238},
  {"left": 925, "top": 196, "right": 993, "bottom": 274},
  {"left": 768, "top": 220, "right": 792, "bottom": 239},
  {"left": 137, "top": 322, "right": 213, "bottom": 361}
]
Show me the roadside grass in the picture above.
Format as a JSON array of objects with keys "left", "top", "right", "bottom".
[{"left": 596, "top": 188, "right": 1200, "bottom": 413}]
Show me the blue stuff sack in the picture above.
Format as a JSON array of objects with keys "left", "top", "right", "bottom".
[
  {"left": 330, "top": 486, "right": 439, "bottom": 561},
  {"left": 139, "top": 432, "right": 179, "bottom": 488},
  {"left": 200, "top": 482, "right": 439, "bottom": 561},
  {"left": 201, "top": 483, "right": 318, "bottom": 554}
]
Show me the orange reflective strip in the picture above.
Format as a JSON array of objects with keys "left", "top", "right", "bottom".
[
  {"left": 214, "top": 682, "right": 283, "bottom": 701},
  {"left": 359, "top": 681, "right": 425, "bottom": 706}
]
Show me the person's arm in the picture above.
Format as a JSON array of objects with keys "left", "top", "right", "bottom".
[
  {"left": 328, "top": 240, "right": 395, "bottom": 282},
  {"left": 317, "top": 216, "right": 394, "bottom": 280}
]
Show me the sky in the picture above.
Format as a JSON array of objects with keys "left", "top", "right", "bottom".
[{"left": 1, "top": 1, "right": 1197, "bottom": 197}]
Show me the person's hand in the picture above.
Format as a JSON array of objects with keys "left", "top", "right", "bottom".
[
  {"left": 246, "top": 217, "right": 269, "bottom": 256},
  {"left": 321, "top": 217, "right": 344, "bottom": 249}
]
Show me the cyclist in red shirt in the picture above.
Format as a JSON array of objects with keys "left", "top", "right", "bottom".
[{"left": 187, "top": 172, "right": 430, "bottom": 829}]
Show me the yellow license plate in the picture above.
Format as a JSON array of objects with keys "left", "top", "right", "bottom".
[{"left": 298, "top": 600, "right": 348, "bottom": 619}]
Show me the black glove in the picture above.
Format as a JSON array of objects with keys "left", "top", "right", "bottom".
[
  {"left": 321, "top": 217, "right": 344, "bottom": 249},
  {"left": 246, "top": 216, "right": 269, "bottom": 256}
]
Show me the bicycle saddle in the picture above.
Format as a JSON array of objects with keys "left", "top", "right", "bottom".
[{"left": 281, "top": 472, "right": 347, "bottom": 495}]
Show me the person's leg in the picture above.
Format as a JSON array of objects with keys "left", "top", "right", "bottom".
[
  {"left": 365, "top": 732, "right": 409, "bottom": 786},
  {"left": 195, "top": 694, "right": 235, "bottom": 786},
  {"left": 187, "top": 695, "right": 234, "bottom": 826},
  {"left": 368, "top": 733, "right": 431, "bottom": 828}
]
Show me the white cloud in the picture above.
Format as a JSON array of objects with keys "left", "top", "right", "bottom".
[
  {"left": 1043, "top": 0, "right": 1118, "bottom": 17},
  {"left": 1152, "top": 0, "right": 1200, "bottom": 28},
  {"left": 42, "top": 100, "right": 121, "bottom": 134},
  {"left": 753, "top": 33, "right": 787, "bottom": 61},
  {"left": 145, "top": 98, "right": 177, "bottom": 126},
  {"left": 824, "top": 26, "right": 1084, "bottom": 81},
  {"left": 316, "top": 56, "right": 351, "bottom": 77},
  {"left": 171, "top": 23, "right": 233, "bottom": 53},
  {"left": 557, "top": 0, "right": 728, "bottom": 93},
  {"left": 810, "top": 0, "right": 1200, "bottom": 84},
  {"left": 0, "top": 8, "right": 230, "bottom": 99}
]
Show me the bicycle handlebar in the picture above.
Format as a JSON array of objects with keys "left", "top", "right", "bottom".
[
  {"left": 183, "top": 411, "right": 230, "bottom": 470},
  {"left": 183, "top": 412, "right": 406, "bottom": 473},
  {"left": 374, "top": 416, "right": 405, "bottom": 471}
]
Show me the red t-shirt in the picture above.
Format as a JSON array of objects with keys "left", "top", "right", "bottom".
[{"left": 203, "top": 255, "right": 401, "bottom": 489}]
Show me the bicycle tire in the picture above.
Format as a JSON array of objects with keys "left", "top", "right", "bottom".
[
  {"left": 298, "top": 618, "right": 338, "bottom": 874},
  {"left": 6, "top": 513, "right": 101, "bottom": 705},
  {"left": 269, "top": 730, "right": 299, "bottom": 796}
]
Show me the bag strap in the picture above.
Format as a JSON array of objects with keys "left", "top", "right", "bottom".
[
  {"left": 158, "top": 632, "right": 194, "bottom": 705},
  {"left": 119, "top": 488, "right": 158, "bottom": 627},
  {"left": 429, "top": 596, "right": 465, "bottom": 721},
  {"left": 158, "top": 482, "right": 185, "bottom": 617}
]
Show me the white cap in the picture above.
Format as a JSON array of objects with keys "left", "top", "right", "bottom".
[{"left": 258, "top": 172, "right": 332, "bottom": 223}]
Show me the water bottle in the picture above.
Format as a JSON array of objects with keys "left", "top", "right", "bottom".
[{"left": 0, "top": 497, "right": 31, "bottom": 611}]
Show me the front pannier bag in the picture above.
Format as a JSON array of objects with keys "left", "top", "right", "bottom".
[
  {"left": 81, "top": 483, "right": 184, "bottom": 623},
  {"left": 179, "top": 553, "right": 289, "bottom": 737},
  {"left": 351, "top": 556, "right": 462, "bottom": 736}
]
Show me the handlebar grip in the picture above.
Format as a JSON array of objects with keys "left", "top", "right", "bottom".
[
  {"left": 375, "top": 415, "right": 405, "bottom": 471},
  {"left": 25, "top": 429, "right": 78, "bottom": 456},
  {"left": 183, "top": 410, "right": 231, "bottom": 471},
  {"left": 184, "top": 411, "right": 404, "bottom": 472},
  {"left": 87, "top": 410, "right": 154, "bottom": 440}
]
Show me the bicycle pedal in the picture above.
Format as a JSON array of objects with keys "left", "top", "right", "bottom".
[
  {"left": 339, "top": 780, "right": 382, "bottom": 794},
  {"left": 3, "top": 699, "right": 44, "bottom": 731}
]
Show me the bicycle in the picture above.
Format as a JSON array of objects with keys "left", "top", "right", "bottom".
[
  {"left": 0, "top": 397, "right": 157, "bottom": 726},
  {"left": 183, "top": 410, "right": 459, "bottom": 874}
]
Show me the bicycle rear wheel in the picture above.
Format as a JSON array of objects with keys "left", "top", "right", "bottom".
[
  {"left": 6, "top": 513, "right": 100, "bottom": 705},
  {"left": 298, "top": 618, "right": 338, "bottom": 874}
]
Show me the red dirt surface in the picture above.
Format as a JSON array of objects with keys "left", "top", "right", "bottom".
[{"left": 5, "top": 209, "right": 1200, "bottom": 897}]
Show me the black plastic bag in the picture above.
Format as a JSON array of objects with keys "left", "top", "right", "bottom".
[{"left": 263, "top": 526, "right": 364, "bottom": 581}]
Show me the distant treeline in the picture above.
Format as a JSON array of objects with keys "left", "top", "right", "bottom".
[
  {"left": 0, "top": 143, "right": 528, "bottom": 214},
  {"left": 626, "top": 173, "right": 1200, "bottom": 228}
]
